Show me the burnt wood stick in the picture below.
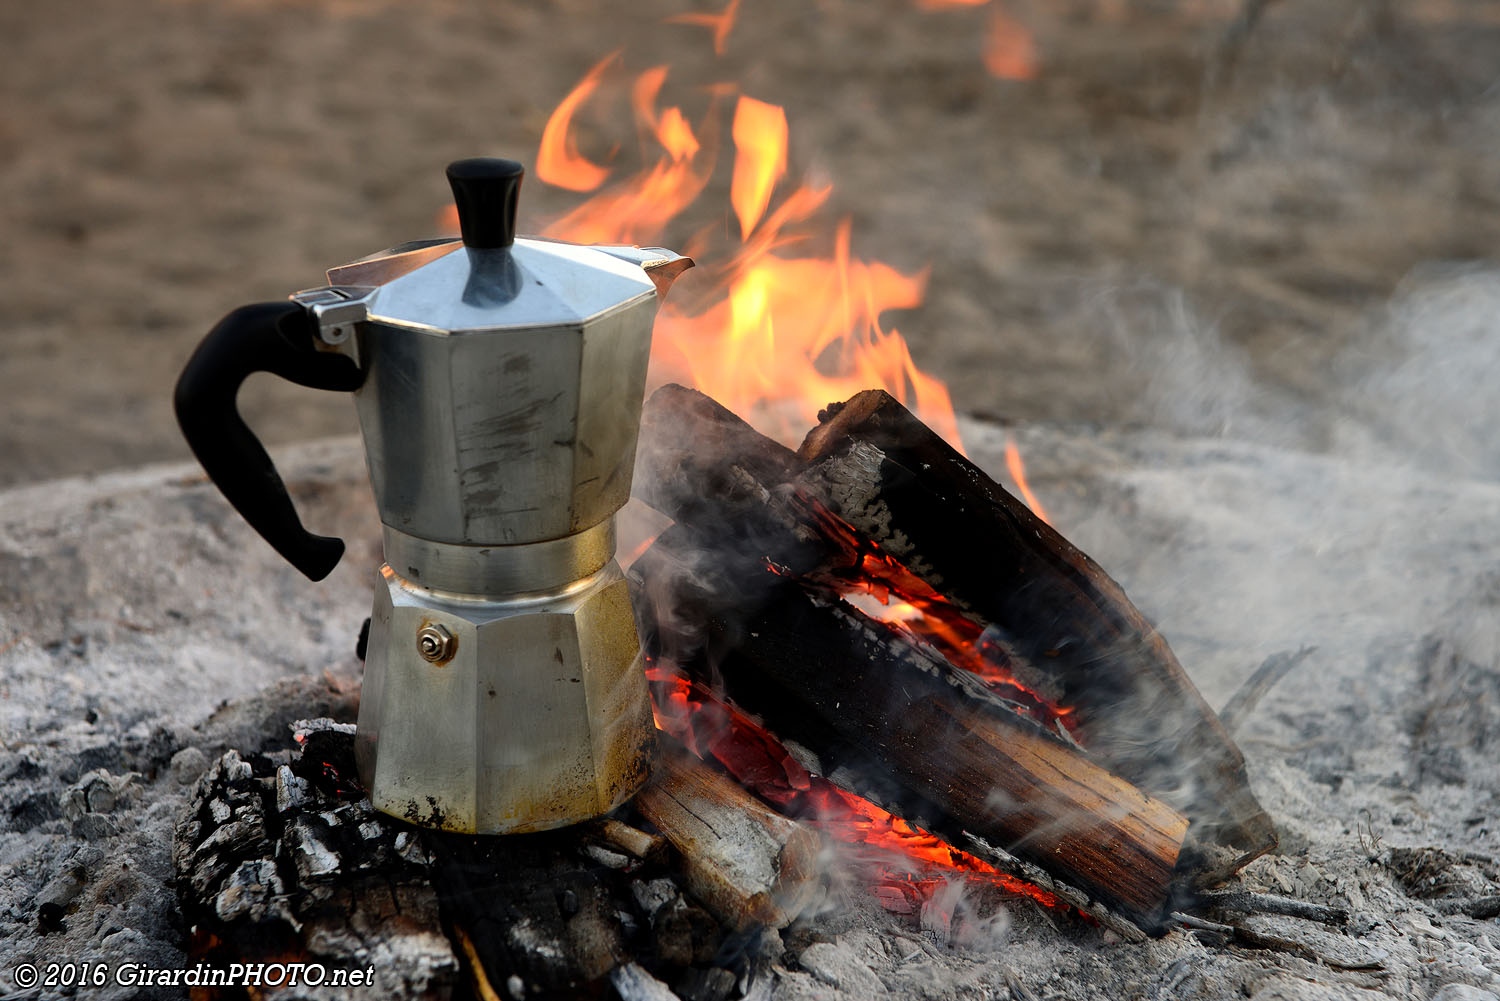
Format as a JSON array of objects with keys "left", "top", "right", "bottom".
[
  {"left": 1218, "top": 646, "right": 1316, "bottom": 736},
  {"left": 634, "top": 384, "right": 806, "bottom": 527},
  {"left": 635, "top": 743, "right": 824, "bottom": 931},
  {"left": 427, "top": 831, "right": 626, "bottom": 999},
  {"left": 796, "top": 391, "right": 1276, "bottom": 860},
  {"left": 631, "top": 529, "right": 1189, "bottom": 927}
]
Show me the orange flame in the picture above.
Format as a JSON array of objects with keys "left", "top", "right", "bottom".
[
  {"left": 647, "top": 663, "right": 1066, "bottom": 913},
  {"left": 1004, "top": 435, "right": 1051, "bottom": 524},
  {"left": 729, "top": 96, "right": 788, "bottom": 239},
  {"left": 536, "top": 51, "right": 620, "bottom": 192},
  {"left": 664, "top": 0, "right": 742, "bottom": 55},
  {"left": 541, "top": 67, "right": 720, "bottom": 247},
  {"left": 522, "top": 55, "right": 963, "bottom": 451},
  {"left": 984, "top": 8, "right": 1038, "bottom": 81},
  {"left": 797, "top": 495, "right": 1073, "bottom": 733}
]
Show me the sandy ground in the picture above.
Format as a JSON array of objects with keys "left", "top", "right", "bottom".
[{"left": 3, "top": 0, "right": 1499, "bottom": 486}]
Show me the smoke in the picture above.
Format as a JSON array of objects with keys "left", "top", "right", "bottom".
[
  {"left": 1088, "top": 281, "right": 1269, "bottom": 442},
  {"left": 919, "top": 878, "right": 1011, "bottom": 951},
  {"left": 1054, "top": 251, "right": 1500, "bottom": 489},
  {"left": 1333, "top": 262, "right": 1500, "bottom": 482}
]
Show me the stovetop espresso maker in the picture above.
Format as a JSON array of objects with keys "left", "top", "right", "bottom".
[{"left": 175, "top": 157, "right": 691, "bottom": 833}]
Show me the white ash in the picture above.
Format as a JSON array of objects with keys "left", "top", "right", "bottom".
[
  {"left": 635, "top": 878, "right": 681, "bottom": 919},
  {"left": 614, "top": 962, "right": 684, "bottom": 1001},
  {"left": 176, "top": 742, "right": 458, "bottom": 998},
  {"left": 0, "top": 441, "right": 372, "bottom": 1000}
]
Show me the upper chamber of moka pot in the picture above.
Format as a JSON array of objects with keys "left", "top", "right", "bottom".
[{"left": 294, "top": 157, "right": 693, "bottom": 561}]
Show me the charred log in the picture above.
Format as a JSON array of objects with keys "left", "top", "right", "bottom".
[
  {"left": 173, "top": 724, "right": 458, "bottom": 1000},
  {"left": 634, "top": 383, "right": 804, "bottom": 529},
  {"left": 428, "top": 831, "right": 630, "bottom": 999},
  {"left": 631, "top": 524, "right": 1189, "bottom": 928},
  {"left": 634, "top": 385, "right": 1275, "bottom": 865},
  {"left": 797, "top": 390, "right": 1275, "bottom": 858}
]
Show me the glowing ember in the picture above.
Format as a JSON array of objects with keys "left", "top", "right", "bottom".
[
  {"left": 792, "top": 495, "right": 1074, "bottom": 734},
  {"left": 842, "top": 591, "right": 923, "bottom": 624},
  {"left": 620, "top": 530, "right": 662, "bottom": 571},
  {"left": 1003, "top": 434, "right": 1051, "bottom": 525},
  {"left": 647, "top": 663, "right": 1065, "bottom": 914}
]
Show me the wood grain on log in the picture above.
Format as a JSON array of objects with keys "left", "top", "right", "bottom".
[{"left": 635, "top": 745, "right": 824, "bottom": 931}]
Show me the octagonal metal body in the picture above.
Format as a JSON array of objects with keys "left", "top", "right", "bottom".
[
  {"left": 290, "top": 230, "right": 689, "bottom": 833},
  {"left": 333, "top": 239, "right": 663, "bottom": 547},
  {"left": 355, "top": 562, "right": 656, "bottom": 834}
]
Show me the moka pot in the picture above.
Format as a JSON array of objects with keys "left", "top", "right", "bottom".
[{"left": 175, "top": 157, "right": 691, "bottom": 833}]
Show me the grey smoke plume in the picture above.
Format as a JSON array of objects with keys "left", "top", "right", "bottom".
[{"left": 1334, "top": 262, "right": 1500, "bottom": 482}]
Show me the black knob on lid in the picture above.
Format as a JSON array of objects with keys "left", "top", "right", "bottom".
[{"left": 447, "top": 157, "right": 524, "bottom": 249}]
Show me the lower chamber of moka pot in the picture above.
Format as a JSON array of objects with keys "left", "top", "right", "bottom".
[{"left": 353, "top": 557, "right": 656, "bottom": 834}]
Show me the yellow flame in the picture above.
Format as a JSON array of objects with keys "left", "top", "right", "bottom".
[{"left": 729, "top": 96, "right": 788, "bottom": 240}]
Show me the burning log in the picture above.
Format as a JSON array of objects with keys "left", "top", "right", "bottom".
[
  {"left": 635, "top": 743, "right": 824, "bottom": 931},
  {"left": 634, "top": 385, "right": 1275, "bottom": 868},
  {"left": 633, "top": 526, "right": 1188, "bottom": 927},
  {"left": 796, "top": 390, "right": 1276, "bottom": 860}
]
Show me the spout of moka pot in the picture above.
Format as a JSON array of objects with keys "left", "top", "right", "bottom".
[{"left": 595, "top": 246, "right": 696, "bottom": 300}]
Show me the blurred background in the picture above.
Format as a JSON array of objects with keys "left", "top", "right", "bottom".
[{"left": 3, "top": 0, "right": 1498, "bottom": 488}]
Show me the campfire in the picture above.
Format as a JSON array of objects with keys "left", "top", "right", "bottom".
[
  {"left": 177, "top": 377, "right": 1298, "bottom": 996},
  {"left": 166, "top": 10, "right": 1349, "bottom": 1000},
  {"left": 629, "top": 383, "right": 1277, "bottom": 928},
  {"left": 177, "top": 380, "right": 1317, "bottom": 999}
]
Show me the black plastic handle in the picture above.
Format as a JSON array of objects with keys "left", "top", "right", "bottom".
[
  {"left": 174, "top": 301, "right": 364, "bottom": 581},
  {"left": 446, "top": 157, "right": 523, "bottom": 249}
]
